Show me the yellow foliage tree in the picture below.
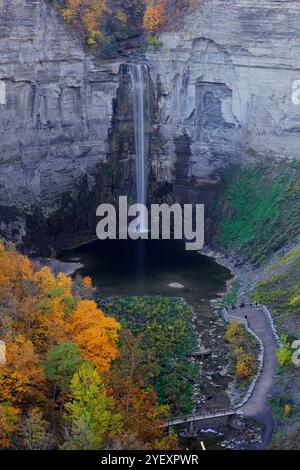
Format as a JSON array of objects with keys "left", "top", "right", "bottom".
[
  {"left": 284, "top": 403, "right": 292, "bottom": 417},
  {"left": 289, "top": 294, "right": 300, "bottom": 308},
  {"left": 0, "top": 241, "right": 34, "bottom": 303},
  {"left": 143, "top": 1, "right": 165, "bottom": 33},
  {"left": 235, "top": 353, "right": 255, "bottom": 380},
  {"left": 28, "top": 268, "right": 75, "bottom": 351}
]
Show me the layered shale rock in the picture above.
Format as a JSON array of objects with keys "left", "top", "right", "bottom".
[
  {"left": 1, "top": 0, "right": 300, "bottom": 250},
  {"left": 147, "top": 0, "right": 300, "bottom": 204},
  {"left": 0, "top": 0, "right": 122, "bottom": 252}
]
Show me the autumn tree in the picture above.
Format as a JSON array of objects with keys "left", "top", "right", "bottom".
[
  {"left": 70, "top": 299, "right": 120, "bottom": 373},
  {"left": 225, "top": 319, "right": 243, "bottom": 344},
  {"left": 0, "top": 241, "right": 34, "bottom": 303},
  {"left": 61, "top": 362, "right": 120, "bottom": 450},
  {"left": 235, "top": 352, "right": 255, "bottom": 380},
  {"left": 0, "top": 403, "right": 19, "bottom": 449},
  {"left": 143, "top": 1, "right": 165, "bottom": 34},
  {"left": 0, "top": 241, "right": 179, "bottom": 449},
  {"left": 0, "top": 241, "right": 37, "bottom": 340},
  {"left": 0, "top": 334, "right": 45, "bottom": 408},
  {"left": 62, "top": 0, "right": 110, "bottom": 46},
  {"left": 112, "top": 386, "right": 178, "bottom": 449},
  {"left": 225, "top": 321, "right": 257, "bottom": 381},
  {"left": 0, "top": 244, "right": 74, "bottom": 354},
  {"left": 20, "top": 408, "right": 54, "bottom": 450},
  {"left": 30, "top": 268, "right": 74, "bottom": 352},
  {"left": 109, "top": 331, "right": 178, "bottom": 450}
]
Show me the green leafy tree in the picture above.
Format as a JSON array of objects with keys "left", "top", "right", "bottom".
[
  {"left": 44, "top": 342, "right": 84, "bottom": 396},
  {"left": 61, "top": 362, "right": 120, "bottom": 450}
]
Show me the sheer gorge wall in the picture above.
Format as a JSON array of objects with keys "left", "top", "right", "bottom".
[{"left": 1, "top": 0, "right": 300, "bottom": 251}]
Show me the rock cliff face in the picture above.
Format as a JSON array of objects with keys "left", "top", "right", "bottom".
[
  {"left": 147, "top": 0, "right": 300, "bottom": 204},
  {"left": 0, "top": 0, "right": 123, "bottom": 252},
  {"left": 1, "top": 0, "right": 300, "bottom": 252}
]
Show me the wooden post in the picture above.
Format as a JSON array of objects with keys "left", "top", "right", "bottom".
[{"left": 187, "top": 420, "right": 196, "bottom": 437}]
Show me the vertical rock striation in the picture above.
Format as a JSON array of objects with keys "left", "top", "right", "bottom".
[
  {"left": 147, "top": 0, "right": 300, "bottom": 205},
  {"left": 2, "top": 1, "right": 300, "bottom": 250},
  {"left": 0, "top": 0, "right": 122, "bottom": 252}
]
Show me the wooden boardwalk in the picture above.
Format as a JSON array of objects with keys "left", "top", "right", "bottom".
[{"left": 161, "top": 408, "right": 236, "bottom": 428}]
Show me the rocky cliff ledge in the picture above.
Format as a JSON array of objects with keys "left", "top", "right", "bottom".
[{"left": 1, "top": 0, "right": 300, "bottom": 252}]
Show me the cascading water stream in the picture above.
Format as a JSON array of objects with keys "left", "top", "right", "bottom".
[{"left": 129, "top": 63, "right": 149, "bottom": 233}]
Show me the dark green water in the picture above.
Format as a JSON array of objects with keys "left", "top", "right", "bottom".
[{"left": 59, "top": 239, "right": 231, "bottom": 301}]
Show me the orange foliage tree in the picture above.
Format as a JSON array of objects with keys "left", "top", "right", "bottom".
[
  {"left": 62, "top": 0, "right": 110, "bottom": 45},
  {"left": 143, "top": 1, "right": 165, "bottom": 34},
  {"left": 0, "top": 334, "right": 45, "bottom": 408},
  {"left": 82, "top": 275, "right": 93, "bottom": 289},
  {"left": 70, "top": 300, "right": 120, "bottom": 373},
  {"left": 112, "top": 386, "right": 178, "bottom": 449}
]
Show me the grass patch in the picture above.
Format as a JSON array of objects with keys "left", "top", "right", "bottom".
[
  {"left": 252, "top": 255, "right": 300, "bottom": 335},
  {"left": 267, "top": 246, "right": 300, "bottom": 272}
]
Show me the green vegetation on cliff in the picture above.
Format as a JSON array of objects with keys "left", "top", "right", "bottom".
[
  {"left": 53, "top": 1, "right": 194, "bottom": 55},
  {"left": 53, "top": 0, "right": 145, "bottom": 55},
  {"left": 215, "top": 161, "right": 300, "bottom": 265},
  {"left": 252, "top": 248, "right": 300, "bottom": 336}
]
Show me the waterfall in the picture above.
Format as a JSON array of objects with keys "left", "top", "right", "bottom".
[{"left": 129, "top": 64, "right": 149, "bottom": 232}]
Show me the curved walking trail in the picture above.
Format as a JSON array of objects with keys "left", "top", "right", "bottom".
[
  {"left": 162, "top": 304, "right": 279, "bottom": 448},
  {"left": 232, "top": 305, "right": 278, "bottom": 447}
]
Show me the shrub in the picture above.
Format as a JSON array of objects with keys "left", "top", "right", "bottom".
[
  {"left": 284, "top": 403, "right": 292, "bottom": 417},
  {"left": 225, "top": 321, "right": 257, "bottom": 382},
  {"left": 276, "top": 346, "right": 292, "bottom": 367},
  {"left": 146, "top": 35, "right": 162, "bottom": 46},
  {"left": 225, "top": 320, "right": 243, "bottom": 344}
]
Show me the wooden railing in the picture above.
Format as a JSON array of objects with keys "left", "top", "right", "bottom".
[{"left": 161, "top": 408, "right": 236, "bottom": 427}]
